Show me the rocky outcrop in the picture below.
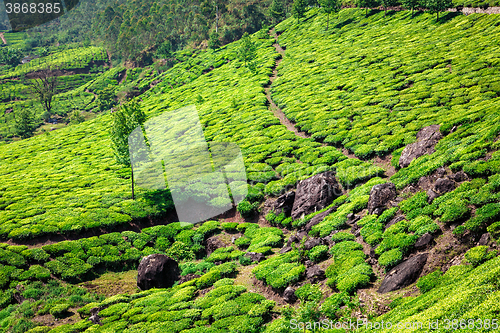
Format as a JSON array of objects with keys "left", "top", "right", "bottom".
[
  {"left": 434, "top": 178, "right": 456, "bottom": 194},
  {"left": 304, "top": 238, "right": 321, "bottom": 251},
  {"left": 244, "top": 252, "right": 266, "bottom": 263},
  {"left": 206, "top": 237, "right": 225, "bottom": 256},
  {"left": 368, "top": 182, "right": 397, "bottom": 215},
  {"left": 273, "top": 191, "right": 296, "bottom": 217},
  {"left": 291, "top": 172, "right": 342, "bottom": 220},
  {"left": 137, "top": 254, "right": 180, "bottom": 290},
  {"left": 305, "top": 207, "right": 336, "bottom": 232},
  {"left": 449, "top": 171, "right": 468, "bottom": 182},
  {"left": 399, "top": 125, "right": 443, "bottom": 168},
  {"left": 90, "top": 307, "right": 102, "bottom": 325},
  {"left": 283, "top": 286, "right": 297, "bottom": 303},
  {"left": 385, "top": 215, "right": 406, "bottom": 229},
  {"left": 306, "top": 265, "right": 326, "bottom": 283},
  {"left": 378, "top": 253, "right": 428, "bottom": 293},
  {"left": 415, "top": 233, "right": 433, "bottom": 250}
]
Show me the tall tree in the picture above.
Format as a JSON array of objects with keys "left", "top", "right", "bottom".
[
  {"left": 292, "top": 0, "right": 308, "bottom": 23},
  {"left": 401, "top": 0, "right": 420, "bottom": 15},
  {"left": 238, "top": 32, "right": 258, "bottom": 73},
  {"left": 270, "top": 0, "right": 285, "bottom": 24},
  {"left": 12, "top": 105, "right": 38, "bottom": 139},
  {"left": 425, "top": 0, "right": 452, "bottom": 20},
  {"left": 110, "top": 101, "right": 147, "bottom": 200},
  {"left": 380, "top": 0, "right": 398, "bottom": 15},
  {"left": 27, "top": 67, "right": 59, "bottom": 119},
  {"left": 319, "top": 0, "right": 341, "bottom": 30},
  {"left": 357, "top": 0, "right": 380, "bottom": 15}
]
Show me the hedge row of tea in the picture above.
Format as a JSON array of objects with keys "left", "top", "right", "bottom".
[{"left": 274, "top": 9, "right": 500, "bottom": 186}]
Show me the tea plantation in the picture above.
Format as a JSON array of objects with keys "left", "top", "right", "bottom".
[{"left": 0, "top": 6, "right": 500, "bottom": 333}]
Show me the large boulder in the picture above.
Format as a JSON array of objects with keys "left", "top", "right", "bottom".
[
  {"left": 244, "top": 252, "right": 266, "bottom": 263},
  {"left": 137, "top": 254, "right": 180, "bottom": 290},
  {"left": 378, "top": 253, "right": 428, "bottom": 293},
  {"left": 399, "top": 125, "right": 443, "bottom": 168},
  {"left": 273, "top": 191, "right": 296, "bottom": 217},
  {"left": 434, "top": 178, "right": 456, "bottom": 194},
  {"left": 306, "top": 265, "right": 326, "bottom": 283},
  {"left": 283, "top": 286, "right": 297, "bottom": 303},
  {"left": 291, "top": 172, "right": 342, "bottom": 220},
  {"left": 367, "top": 183, "right": 397, "bottom": 215},
  {"left": 415, "top": 233, "right": 433, "bottom": 250}
]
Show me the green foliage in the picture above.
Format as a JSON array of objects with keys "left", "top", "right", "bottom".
[
  {"left": 319, "top": 0, "right": 341, "bottom": 30},
  {"left": 238, "top": 33, "right": 257, "bottom": 73},
  {"left": 320, "top": 292, "right": 349, "bottom": 319},
  {"left": 296, "top": 283, "right": 323, "bottom": 302},
  {"left": 292, "top": 0, "right": 308, "bottom": 22},
  {"left": 270, "top": 0, "right": 285, "bottom": 23},
  {"left": 424, "top": 0, "right": 453, "bottom": 19},
  {"left": 416, "top": 270, "right": 442, "bottom": 293},
  {"left": 49, "top": 303, "right": 70, "bottom": 318},
  {"left": 253, "top": 251, "right": 305, "bottom": 289},
  {"left": 308, "top": 245, "right": 329, "bottom": 262},
  {"left": 237, "top": 200, "right": 256, "bottom": 218},
  {"left": 464, "top": 246, "right": 498, "bottom": 267},
  {"left": 378, "top": 248, "right": 403, "bottom": 270},
  {"left": 12, "top": 105, "right": 39, "bottom": 139}
]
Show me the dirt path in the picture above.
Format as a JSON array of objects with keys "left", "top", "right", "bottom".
[
  {"left": 0, "top": 33, "right": 7, "bottom": 45},
  {"left": 266, "top": 29, "right": 308, "bottom": 139}
]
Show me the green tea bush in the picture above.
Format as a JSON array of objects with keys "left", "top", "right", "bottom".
[
  {"left": 416, "top": 270, "right": 442, "bottom": 293},
  {"left": 320, "top": 292, "right": 349, "bottom": 320},
  {"left": 330, "top": 231, "right": 355, "bottom": 242},
  {"left": 308, "top": 245, "right": 329, "bottom": 263},
  {"left": 295, "top": 284, "right": 322, "bottom": 302},
  {"left": 49, "top": 303, "right": 70, "bottom": 318},
  {"left": 378, "top": 248, "right": 403, "bottom": 270},
  {"left": 464, "top": 246, "right": 498, "bottom": 267},
  {"left": 237, "top": 200, "right": 256, "bottom": 218},
  {"left": 252, "top": 251, "right": 305, "bottom": 289}
]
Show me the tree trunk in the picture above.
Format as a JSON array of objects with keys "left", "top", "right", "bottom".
[
  {"left": 365, "top": 7, "right": 368, "bottom": 15},
  {"left": 215, "top": 4, "right": 219, "bottom": 33},
  {"left": 131, "top": 167, "right": 135, "bottom": 200},
  {"left": 437, "top": 11, "right": 439, "bottom": 20},
  {"left": 412, "top": 7, "right": 414, "bottom": 16},
  {"left": 326, "top": 13, "right": 329, "bottom": 30}
]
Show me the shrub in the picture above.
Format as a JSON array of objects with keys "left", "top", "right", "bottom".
[
  {"left": 399, "top": 192, "right": 428, "bottom": 220},
  {"left": 330, "top": 232, "right": 355, "bottom": 242},
  {"left": 295, "top": 284, "right": 322, "bottom": 302},
  {"left": 237, "top": 200, "right": 256, "bottom": 218},
  {"left": 213, "top": 278, "right": 234, "bottom": 288},
  {"left": 464, "top": 246, "right": 498, "bottom": 267},
  {"left": 336, "top": 272, "right": 370, "bottom": 294},
  {"left": 308, "top": 245, "right": 329, "bottom": 263},
  {"left": 165, "top": 242, "right": 195, "bottom": 261},
  {"left": 235, "top": 236, "right": 251, "bottom": 249},
  {"left": 239, "top": 255, "right": 253, "bottom": 266},
  {"left": 487, "top": 221, "right": 500, "bottom": 240},
  {"left": 320, "top": 292, "right": 349, "bottom": 320},
  {"left": 20, "top": 249, "right": 50, "bottom": 263},
  {"left": 221, "top": 222, "right": 238, "bottom": 232},
  {"left": 378, "top": 248, "right": 403, "bottom": 270},
  {"left": 416, "top": 270, "right": 442, "bottom": 293},
  {"left": 50, "top": 303, "right": 70, "bottom": 318},
  {"left": 28, "top": 265, "right": 51, "bottom": 281}
]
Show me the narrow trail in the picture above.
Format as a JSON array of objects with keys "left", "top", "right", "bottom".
[
  {"left": 0, "top": 33, "right": 6, "bottom": 45},
  {"left": 265, "top": 29, "right": 308, "bottom": 139}
]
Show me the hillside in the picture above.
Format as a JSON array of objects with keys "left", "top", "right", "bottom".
[{"left": 0, "top": 7, "right": 500, "bottom": 333}]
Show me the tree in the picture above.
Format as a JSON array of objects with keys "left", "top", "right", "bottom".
[
  {"left": 401, "top": 0, "right": 420, "bottom": 15},
  {"left": 424, "top": 0, "right": 452, "bottom": 20},
  {"left": 292, "top": 0, "right": 308, "bottom": 23},
  {"left": 27, "top": 67, "right": 59, "bottom": 119},
  {"left": 357, "top": 0, "right": 380, "bottom": 15},
  {"left": 319, "top": 0, "right": 341, "bottom": 30},
  {"left": 110, "top": 101, "right": 147, "bottom": 200},
  {"left": 380, "top": 0, "right": 398, "bottom": 15},
  {"left": 12, "top": 105, "right": 38, "bottom": 139},
  {"left": 208, "top": 31, "right": 221, "bottom": 49},
  {"left": 270, "top": 0, "right": 286, "bottom": 24},
  {"left": 238, "top": 32, "right": 257, "bottom": 73},
  {"left": 0, "top": 47, "right": 23, "bottom": 66}
]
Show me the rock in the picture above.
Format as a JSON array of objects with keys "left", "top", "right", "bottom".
[
  {"left": 304, "top": 238, "right": 321, "bottom": 250},
  {"left": 179, "top": 274, "right": 201, "bottom": 284},
  {"left": 280, "top": 246, "right": 292, "bottom": 254},
  {"left": 296, "top": 230, "right": 308, "bottom": 242},
  {"left": 449, "top": 171, "right": 468, "bottom": 183},
  {"left": 354, "top": 229, "right": 361, "bottom": 237},
  {"left": 304, "top": 260, "right": 314, "bottom": 267},
  {"left": 244, "top": 252, "right": 266, "bottom": 263},
  {"left": 415, "top": 233, "right": 433, "bottom": 250},
  {"left": 434, "top": 178, "right": 456, "bottom": 194},
  {"left": 385, "top": 215, "right": 406, "bottom": 229},
  {"left": 367, "top": 183, "right": 397, "bottom": 215},
  {"left": 427, "top": 189, "right": 439, "bottom": 203},
  {"left": 89, "top": 307, "right": 102, "bottom": 325},
  {"left": 206, "top": 237, "right": 225, "bottom": 256},
  {"left": 369, "top": 248, "right": 377, "bottom": 258},
  {"left": 286, "top": 235, "right": 298, "bottom": 246},
  {"left": 13, "top": 292, "right": 24, "bottom": 304},
  {"left": 417, "top": 176, "right": 432, "bottom": 190},
  {"left": 306, "top": 265, "right": 326, "bottom": 283},
  {"left": 399, "top": 125, "right": 443, "bottom": 168},
  {"left": 273, "top": 191, "right": 296, "bottom": 217},
  {"left": 291, "top": 172, "right": 342, "bottom": 220},
  {"left": 435, "top": 167, "right": 447, "bottom": 178},
  {"left": 305, "top": 207, "right": 335, "bottom": 232},
  {"left": 377, "top": 253, "right": 428, "bottom": 294},
  {"left": 283, "top": 287, "right": 297, "bottom": 303},
  {"left": 478, "top": 233, "right": 490, "bottom": 246},
  {"left": 322, "top": 236, "right": 332, "bottom": 245},
  {"left": 137, "top": 254, "right": 180, "bottom": 290},
  {"left": 231, "top": 236, "right": 238, "bottom": 244}
]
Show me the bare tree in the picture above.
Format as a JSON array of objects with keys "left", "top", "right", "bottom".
[{"left": 27, "top": 66, "right": 59, "bottom": 118}]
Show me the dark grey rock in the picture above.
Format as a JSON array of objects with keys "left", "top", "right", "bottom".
[
  {"left": 305, "top": 207, "right": 335, "bottom": 232},
  {"left": 244, "top": 252, "right": 266, "bottom": 263},
  {"left": 206, "top": 237, "right": 225, "bottom": 256},
  {"left": 435, "top": 167, "right": 447, "bottom": 178},
  {"left": 306, "top": 265, "right": 326, "bottom": 283},
  {"left": 90, "top": 307, "right": 102, "bottom": 325},
  {"left": 434, "top": 178, "right": 456, "bottom": 194},
  {"left": 179, "top": 274, "right": 201, "bottom": 284},
  {"left": 273, "top": 191, "right": 296, "bottom": 217},
  {"left": 280, "top": 246, "right": 292, "bottom": 254},
  {"left": 449, "top": 171, "right": 468, "bottom": 183},
  {"left": 291, "top": 172, "right": 342, "bottom": 220},
  {"left": 385, "top": 215, "right": 406, "bottom": 230},
  {"left": 13, "top": 292, "right": 24, "bottom": 304},
  {"left": 304, "top": 260, "right": 314, "bottom": 267},
  {"left": 304, "top": 238, "right": 321, "bottom": 251},
  {"left": 478, "top": 233, "right": 490, "bottom": 246},
  {"left": 427, "top": 189, "right": 439, "bottom": 203},
  {"left": 399, "top": 125, "right": 443, "bottom": 168},
  {"left": 286, "top": 235, "right": 298, "bottom": 246},
  {"left": 297, "top": 230, "right": 308, "bottom": 242},
  {"left": 378, "top": 253, "right": 428, "bottom": 293},
  {"left": 370, "top": 248, "right": 377, "bottom": 258},
  {"left": 368, "top": 183, "right": 397, "bottom": 215},
  {"left": 137, "top": 254, "right": 180, "bottom": 290},
  {"left": 415, "top": 233, "right": 433, "bottom": 250},
  {"left": 283, "top": 287, "right": 297, "bottom": 303}
]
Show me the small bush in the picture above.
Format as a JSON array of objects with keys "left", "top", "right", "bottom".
[
  {"left": 237, "top": 200, "right": 256, "bottom": 218},
  {"left": 330, "top": 232, "right": 355, "bottom": 242},
  {"left": 221, "top": 222, "right": 238, "bottom": 232},
  {"left": 464, "top": 246, "right": 498, "bottom": 267},
  {"left": 378, "top": 248, "right": 403, "bottom": 270},
  {"left": 295, "top": 283, "right": 322, "bottom": 302},
  {"left": 235, "top": 236, "right": 251, "bottom": 249},
  {"left": 50, "top": 303, "right": 70, "bottom": 318},
  {"left": 308, "top": 245, "right": 329, "bottom": 263},
  {"left": 320, "top": 292, "right": 349, "bottom": 320},
  {"left": 416, "top": 270, "right": 442, "bottom": 293}
]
